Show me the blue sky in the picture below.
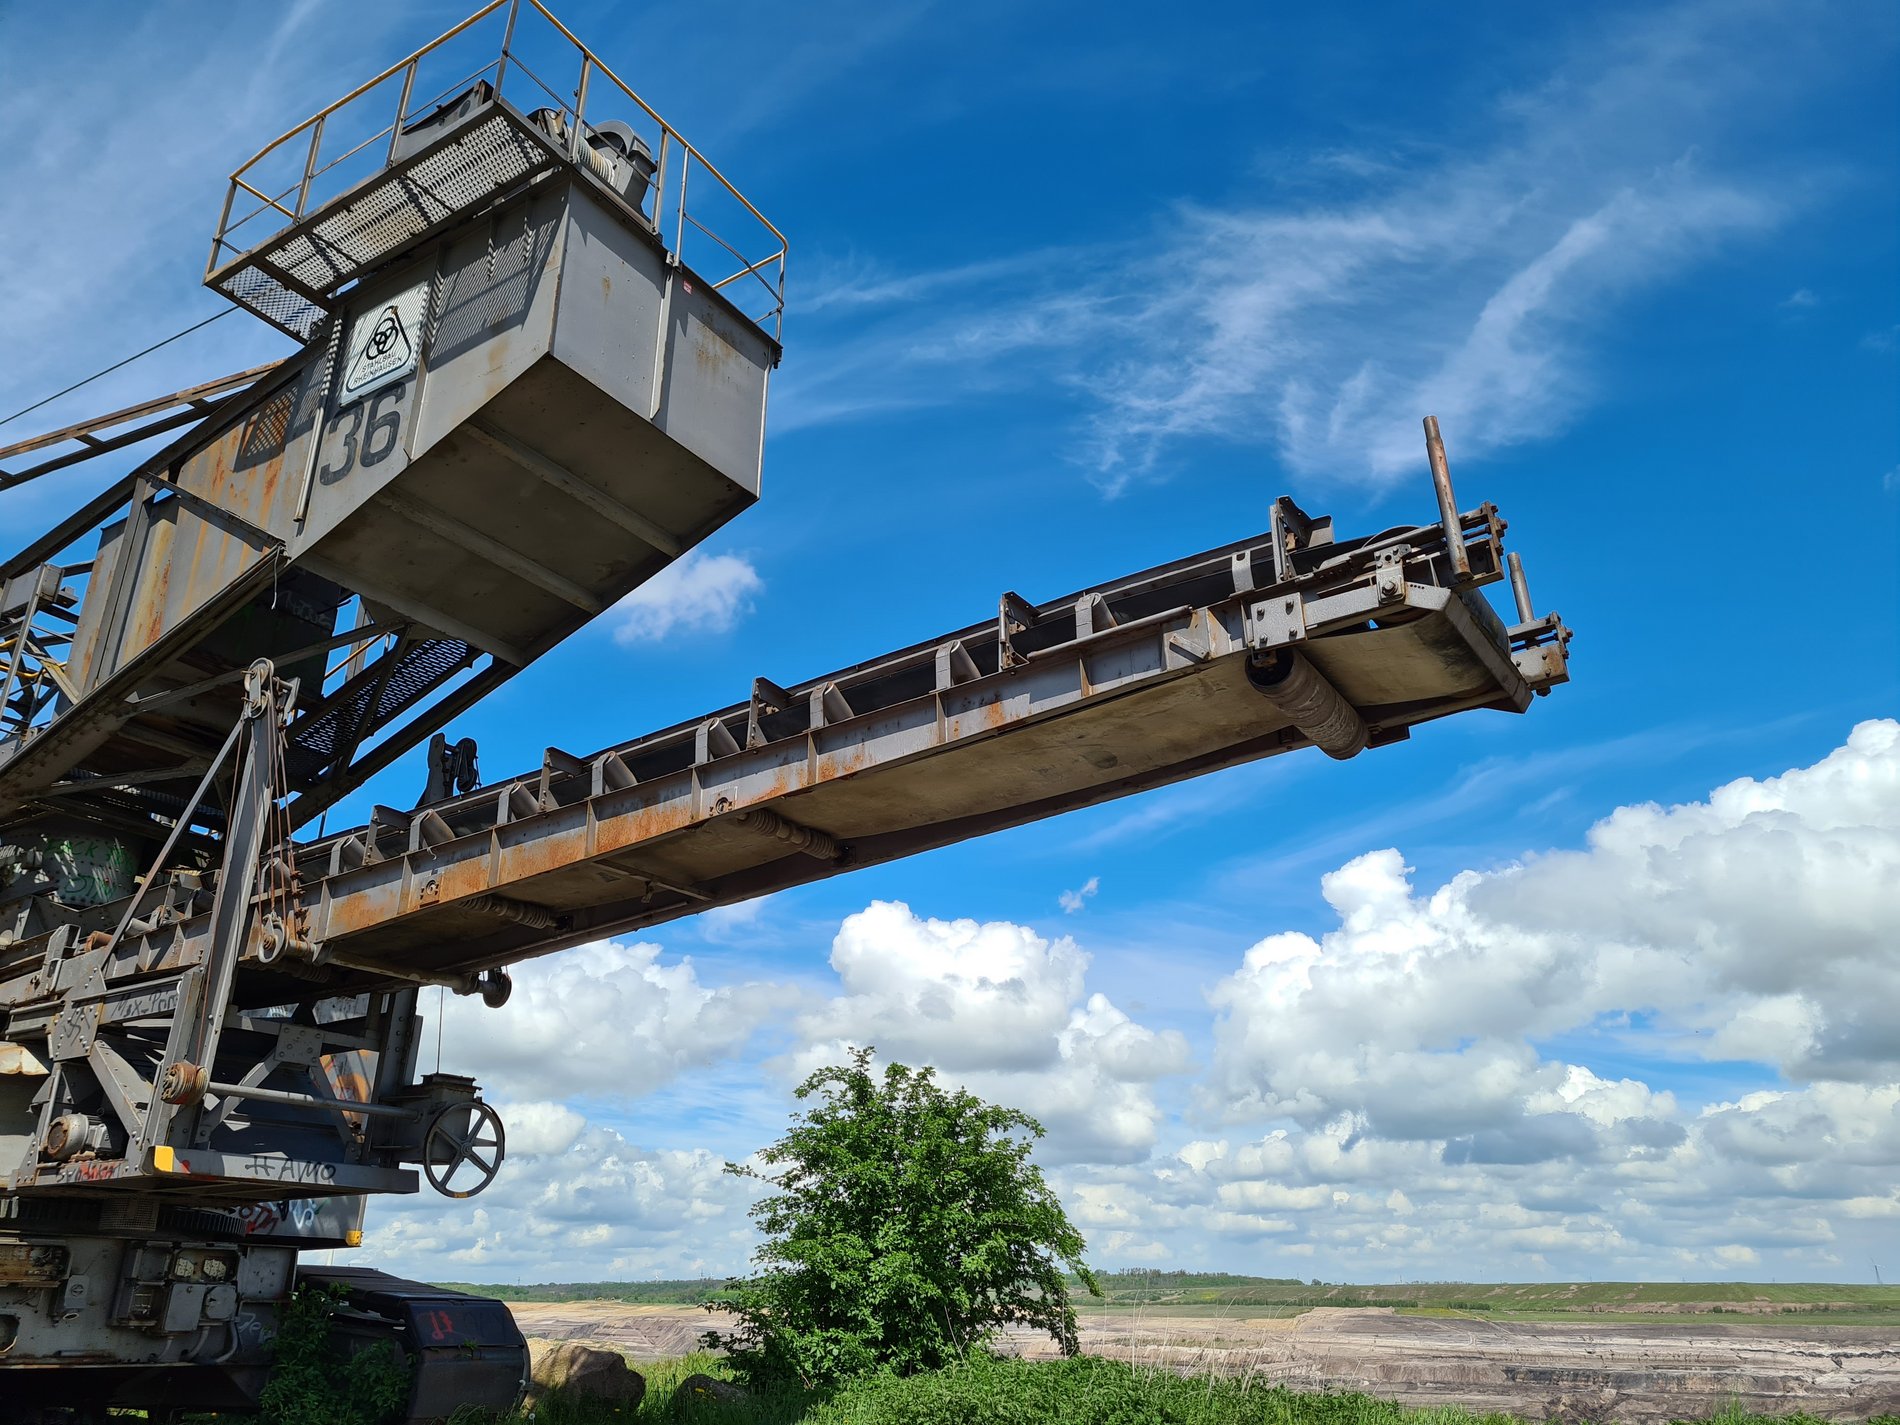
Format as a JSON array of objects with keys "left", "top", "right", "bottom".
[{"left": 2, "top": 0, "right": 1896, "bottom": 1284}]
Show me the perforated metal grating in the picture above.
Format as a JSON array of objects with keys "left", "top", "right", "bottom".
[
  {"left": 214, "top": 267, "right": 326, "bottom": 342},
  {"left": 213, "top": 110, "right": 555, "bottom": 341},
  {"left": 284, "top": 638, "right": 477, "bottom": 784}
]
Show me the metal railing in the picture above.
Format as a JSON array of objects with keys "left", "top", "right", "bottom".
[{"left": 204, "top": 0, "right": 787, "bottom": 336}]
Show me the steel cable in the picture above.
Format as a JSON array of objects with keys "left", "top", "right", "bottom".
[{"left": 0, "top": 308, "right": 236, "bottom": 430}]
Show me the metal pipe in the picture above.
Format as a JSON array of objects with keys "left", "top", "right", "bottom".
[
  {"left": 493, "top": 0, "right": 522, "bottom": 93},
  {"left": 649, "top": 129, "right": 671, "bottom": 240},
  {"left": 226, "top": 0, "right": 509, "bottom": 175},
  {"left": 730, "top": 808, "right": 841, "bottom": 861},
  {"left": 100, "top": 716, "right": 245, "bottom": 954},
  {"left": 1026, "top": 605, "right": 1193, "bottom": 663},
  {"left": 570, "top": 56, "right": 592, "bottom": 162},
  {"left": 229, "top": 175, "right": 298, "bottom": 222},
  {"left": 1247, "top": 650, "right": 1368, "bottom": 760},
  {"left": 206, "top": 181, "right": 239, "bottom": 281},
  {"left": 295, "top": 115, "right": 326, "bottom": 219},
  {"left": 1507, "top": 551, "right": 1534, "bottom": 623},
  {"left": 459, "top": 893, "right": 558, "bottom": 929},
  {"left": 207, "top": 1080, "right": 414, "bottom": 1120},
  {"left": 386, "top": 61, "right": 419, "bottom": 166},
  {"left": 525, "top": 0, "right": 788, "bottom": 246},
  {"left": 1423, "top": 415, "right": 1470, "bottom": 581},
  {"left": 675, "top": 151, "right": 690, "bottom": 257}
]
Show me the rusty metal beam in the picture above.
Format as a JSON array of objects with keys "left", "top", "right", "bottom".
[{"left": 0, "top": 364, "right": 288, "bottom": 492}]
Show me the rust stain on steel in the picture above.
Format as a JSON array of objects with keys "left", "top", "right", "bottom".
[
  {"left": 494, "top": 824, "right": 591, "bottom": 884},
  {"left": 592, "top": 797, "right": 694, "bottom": 857},
  {"left": 748, "top": 764, "right": 802, "bottom": 803},
  {"left": 489, "top": 832, "right": 576, "bottom": 886},
  {"left": 322, "top": 881, "right": 403, "bottom": 937},
  {"left": 692, "top": 318, "right": 742, "bottom": 379},
  {"left": 429, "top": 858, "right": 501, "bottom": 903},
  {"left": 128, "top": 517, "right": 178, "bottom": 659},
  {"left": 813, "top": 743, "right": 873, "bottom": 782}
]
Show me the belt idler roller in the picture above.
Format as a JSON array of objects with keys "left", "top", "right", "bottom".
[{"left": 1247, "top": 649, "right": 1368, "bottom": 760}]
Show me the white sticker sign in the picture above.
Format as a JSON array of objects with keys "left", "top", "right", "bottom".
[{"left": 338, "top": 281, "right": 428, "bottom": 404}]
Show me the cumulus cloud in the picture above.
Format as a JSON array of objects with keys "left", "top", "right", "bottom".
[
  {"left": 1205, "top": 720, "right": 1900, "bottom": 1138},
  {"left": 610, "top": 550, "right": 763, "bottom": 645},
  {"left": 1127, "top": 719, "right": 1900, "bottom": 1276},
  {"left": 365, "top": 1106, "right": 759, "bottom": 1281},
  {"left": 794, "top": 901, "right": 1191, "bottom": 1163},
  {"left": 441, "top": 937, "right": 781, "bottom": 1103},
  {"left": 390, "top": 726, "right": 1899, "bottom": 1283}
]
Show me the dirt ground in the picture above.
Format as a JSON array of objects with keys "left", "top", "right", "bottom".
[{"left": 507, "top": 1301, "right": 1900, "bottom": 1422}]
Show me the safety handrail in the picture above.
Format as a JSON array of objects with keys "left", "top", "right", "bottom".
[{"left": 206, "top": 0, "right": 785, "bottom": 338}]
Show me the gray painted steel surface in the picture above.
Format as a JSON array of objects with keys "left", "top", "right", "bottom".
[{"left": 1, "top": 171, "right": 773, "bottom": 833}]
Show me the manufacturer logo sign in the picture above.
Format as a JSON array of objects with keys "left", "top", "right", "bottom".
[{"left": 339, "top": 281, "right": 427, "bottom": 403}]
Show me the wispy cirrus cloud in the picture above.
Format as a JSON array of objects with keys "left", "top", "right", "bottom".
[{"left": 774, "top": 0, "right": 1877, "bottom": 493}]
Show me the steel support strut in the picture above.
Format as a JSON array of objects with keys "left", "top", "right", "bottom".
[{"left": 147, "top": 662, "right": 285, "bottom": 1146}]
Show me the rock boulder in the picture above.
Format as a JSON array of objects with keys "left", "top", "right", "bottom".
[{"left": 525, "top": 1338, "right": 646, "bottom": 1414}]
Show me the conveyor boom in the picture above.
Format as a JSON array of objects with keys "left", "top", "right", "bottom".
[{"left": 61, "top": 494, "right": 1568, "bottom": 1008}]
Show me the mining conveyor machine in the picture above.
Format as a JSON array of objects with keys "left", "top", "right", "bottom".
[{"left": 0, "top": 4, "right": 1571, "bottom": 1418}]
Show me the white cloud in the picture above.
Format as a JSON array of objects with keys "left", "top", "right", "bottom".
[
  {"left": 365, "top": 1108, "right": 759, "bottom": 1282},
  {"left": 800, "top": 901, "right": 1089, "bottom": 1072},
  {"left": 1779, "top": 287, "right": 1819, "bottom": 309},
  {"left": 610, "top": 550, "right": 763, "bottom": 645},
  {"left": 793, "top": 901, "right": 1191, "bottom": 1163},
  {"left": 1059, "top": 876, "right": 1100, "bottom": 914},
  {"left": 1083, "top": 172, "right": 1772, "bottom": 490},
  {"left": 1205, "top": 720, "right": 1900, "bottom": 1140},
  {"left": 1085, "top": 719, "right": 1900, "bottom": 1277},
  {"left": 441, "top": 937, "right": 781, "bottom": 1103},
  {"left": 390, "top": 727, "right": 1899, "bottom": 1283}
]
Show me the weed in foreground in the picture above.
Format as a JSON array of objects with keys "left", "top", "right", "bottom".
[
  {"left": 802, "top": 1354, "right": 1522, "bottom": 1425},
  {"left": 475, "top": 1352, "right": 1900, "bottom": 1425}
]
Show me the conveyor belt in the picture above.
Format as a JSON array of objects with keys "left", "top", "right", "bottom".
[{"left": 264, "top": 497, "right": 1568, "bottom": 999}]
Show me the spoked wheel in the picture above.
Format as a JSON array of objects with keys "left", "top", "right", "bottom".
[{"left": 422, "top": 1100, "right": 506, "bottom": 1199}]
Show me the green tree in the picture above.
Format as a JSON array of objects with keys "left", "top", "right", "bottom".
[{"left": 706, "top": 1047, "right": 1100, "bottom": 1387}]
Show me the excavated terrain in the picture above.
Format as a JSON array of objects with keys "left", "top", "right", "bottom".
[{"left": 507, "top": 1302, "right": 1900, "bottom": 1422}]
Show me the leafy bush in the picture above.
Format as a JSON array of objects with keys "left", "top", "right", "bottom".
[
  {"left": 706, "top": 1048, "right": 1099, "bottom": 1388},
  {"left": 258, "top": 1282, "right": 411, "bottom": 1425},
  {"left": 802, "top": 1354, "right": 1526, "bottom": 1425}
]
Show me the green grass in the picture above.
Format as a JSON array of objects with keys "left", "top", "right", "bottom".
[{"left": 510, "top": 1354, "right": 1900, "bottom": 1425}]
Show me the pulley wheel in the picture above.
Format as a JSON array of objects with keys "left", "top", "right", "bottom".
[{"left": 422, "top": 1100, "right": 506, "bottom": 1199}]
